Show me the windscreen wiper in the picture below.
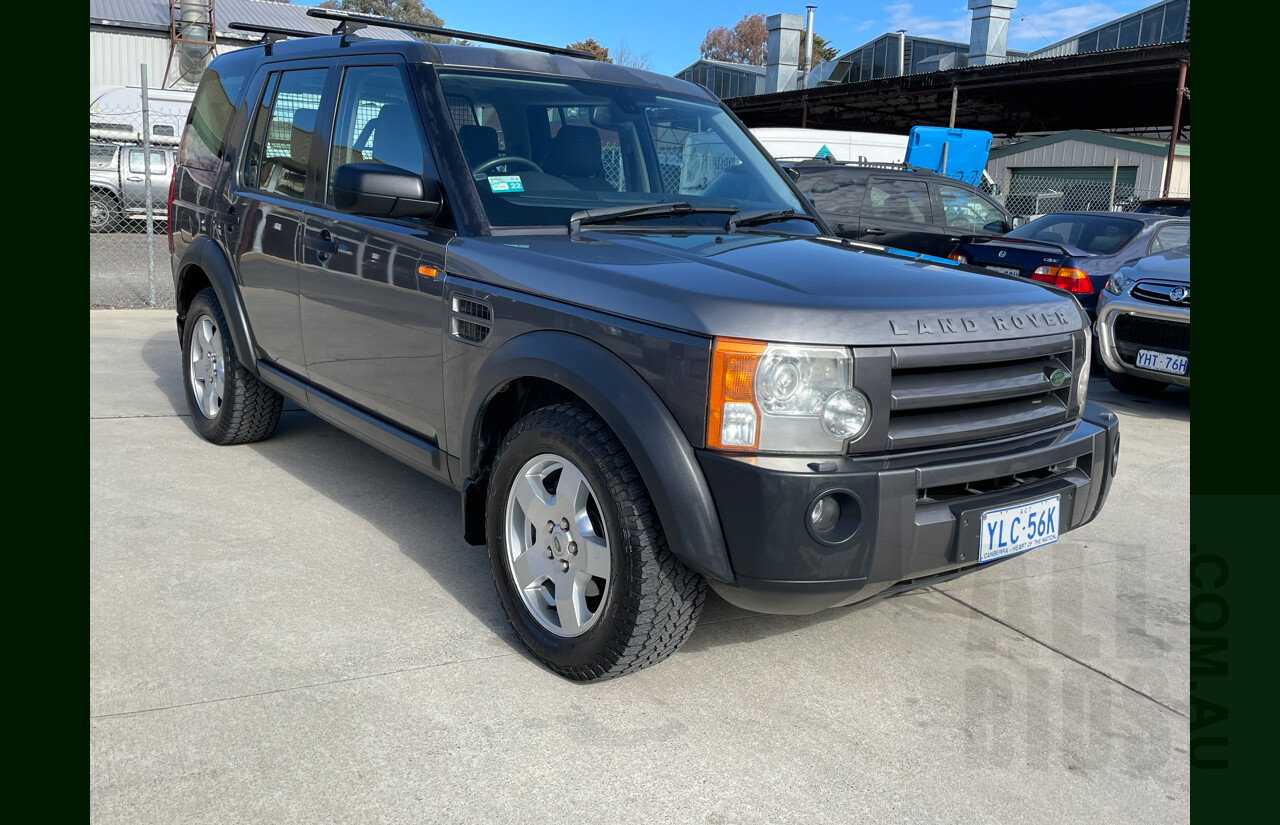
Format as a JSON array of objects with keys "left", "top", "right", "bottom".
[
  {"left": 569, "top": 202, "right": 739, "bottom": 234},
  {"left": 726, "top": 208, "right": 820, "bottom": 232}
]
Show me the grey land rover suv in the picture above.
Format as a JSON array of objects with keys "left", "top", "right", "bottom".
[{"left": 169, "top": 9, "right": 1119, "bottom": 681}]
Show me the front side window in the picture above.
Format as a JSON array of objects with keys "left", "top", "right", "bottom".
[
  {"left": 128, "top": 149, "right": 166, "bottom": 174},
  {"left": 803, "top": 170, "right": 865, "bottom": 215},
  {"left": 243, "top": 68, "right": 328, "bottom": 200},
  {"left": 938, "top": 184, "right": 1005, "bottom": 232},
  {"left": 863, "top": 179, "right": 931, "bottom": 224},
  {"left": 327, "top": 65, "right": 427, "bottom": 204},
  {"left": 436, "top": 70, "right": 807, "bottom": 230}
]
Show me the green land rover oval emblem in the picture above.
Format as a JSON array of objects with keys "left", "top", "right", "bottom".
[{"left": 1049, "top": 368, "right": 1069, "bottom": 388}]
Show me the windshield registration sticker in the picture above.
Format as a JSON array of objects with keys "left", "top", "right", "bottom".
[{"left": 488, "top": 175, "right": 524, "bottom": 193}]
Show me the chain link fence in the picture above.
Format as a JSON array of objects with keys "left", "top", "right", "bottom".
[
  {"left": 90, "top": 102, "right": 186, "bottom": 309},
  {"left": 979, "top": 174, "right": 1190, "bottom": 217}
]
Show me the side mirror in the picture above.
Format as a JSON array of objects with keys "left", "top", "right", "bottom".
[
  {"left": 784, "top": 166, "right": 801, "bottom": 183},
  {"left": 1010, "top": 215, "right": 1028, "bottom": 229},
  {"left": 333, "top": 163, "right": 441, "bottom": 220}
]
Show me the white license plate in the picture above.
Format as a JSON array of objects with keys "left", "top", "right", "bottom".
[
  {"left": 979, "top": 494, "right": 1061, "bottom": 563},
  {"left": 1136, "top": 349, "right": 1187, "bottom": 375},
  {"left": 985, "top": 265, "right": 1020, "bottom": 276}
]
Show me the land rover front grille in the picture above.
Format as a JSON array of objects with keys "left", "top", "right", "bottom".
[{"left": 873, "top": 333, "right": 1078, "bottom": 453}]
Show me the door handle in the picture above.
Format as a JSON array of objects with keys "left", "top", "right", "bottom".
[
  {"left": 304, "top": 230, "right": 339, "bottom": 260},
  {"left": 127, "top": 176, "right": 144, "bottom": 182},
  {"left": 864, "top": 228, "right": 886, "bottom": 236}
]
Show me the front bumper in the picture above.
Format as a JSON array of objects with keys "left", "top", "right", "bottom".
[
  {"left": 1096, "top": 292, "right": 1190, "bottom": 387},
  {"left": 697, "top": 403, "right": 1120, "bottom": 614}
]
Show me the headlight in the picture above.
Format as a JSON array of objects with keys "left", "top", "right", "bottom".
[
  {"left": 1075, "top": 331, "right": 1091, "bottom": 409},
  {"left": 708, "top": 339, "right": 871, "bottom": 453},
  {"left": 1104, "top": 271, "right": 1132, "bottom": 295}
]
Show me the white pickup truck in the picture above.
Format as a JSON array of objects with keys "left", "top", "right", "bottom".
[{"left": 90, "top": 142, "right": 174, "bottom": 233}]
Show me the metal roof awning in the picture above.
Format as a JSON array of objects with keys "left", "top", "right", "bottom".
[{"left": 724, "top": 41, "right": 1191, "bottom": 138}]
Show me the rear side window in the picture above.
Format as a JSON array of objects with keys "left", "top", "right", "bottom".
[
  {"left": 243, "top": 68, "right": 328, "bottom": 200},
  {"left": 864, "top": 178, "right": 931, "bottom": 224},
  {"left": 1150, "top": 223, "right": 1190, "bottom": 253}
]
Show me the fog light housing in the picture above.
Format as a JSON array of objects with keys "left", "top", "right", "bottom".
[{"left": 805, "top": 490, "right": 862, "bottom": 545}]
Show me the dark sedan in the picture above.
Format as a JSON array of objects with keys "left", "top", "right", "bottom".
[{"left": 948, "top": 212, "right": 1190, "bottom": 318}]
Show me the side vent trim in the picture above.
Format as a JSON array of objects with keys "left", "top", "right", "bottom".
[{"left": 450, "top": 294, "right": 493, "bottom": 345}]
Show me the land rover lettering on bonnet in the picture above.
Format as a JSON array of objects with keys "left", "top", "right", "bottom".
[{"left": 169, "top": 8, "right": 1120, "bottom": 681}]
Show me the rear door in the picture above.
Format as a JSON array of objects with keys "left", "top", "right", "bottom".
[
  {"left": 298, "top": 59, "right": 451, "bottom": 446},
  {"left": 857, "top": 176, "right": 948, "bottom": 255},
  {"left": 230, "top": 63, "right": 332, "bottom": 376}
]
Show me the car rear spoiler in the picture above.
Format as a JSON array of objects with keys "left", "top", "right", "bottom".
[{"left": 957, "top": 235, "right": 1076, "bottom": 258}]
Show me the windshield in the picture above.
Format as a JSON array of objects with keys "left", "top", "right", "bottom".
[
  {"left": 90, "top": 143, "right": 118, "bottom": 169},
  {"left": 437, "top": 70, "right": 809, "bottom": 230},
  {"left": 1007, "top": 214, "right": 1142, "bottom": 256}
]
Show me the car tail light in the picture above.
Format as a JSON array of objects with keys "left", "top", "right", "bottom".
[
  {"left": 167, "top": 174, "right": 176, "bottom": 255},
  {"left": 1031, "top": 266, "right": 1093, "bottom": 294},
  {"left": 707, "top": 337, "right": 765, "bottom": 450},
  {"left": 947, "top": 252, "right": 968, "bottom": 264}
]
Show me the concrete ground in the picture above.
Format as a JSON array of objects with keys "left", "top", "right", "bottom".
[{"left": 90, "top": 310, "right": 1190, "bottom": 824}]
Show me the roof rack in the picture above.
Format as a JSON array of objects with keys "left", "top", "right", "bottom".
[
  {"left": 776, "top": 157, "right": 929, "bottom": 173},
  {"left": 228, "top": 22, "right": 322, "bottom": 55},
  {"left": 305, "top": 8, "right": 598, "bottom": 60}
]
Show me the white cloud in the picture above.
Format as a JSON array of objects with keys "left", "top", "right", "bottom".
[
  {"left": 1009, "top": 2, "right": 1129, "bottom": 49},
  {"left": 884, "top": 3, "right": 974, "bottom": 43}
]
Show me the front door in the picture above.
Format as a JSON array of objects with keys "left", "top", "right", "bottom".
[
  {"left": 299, "top": 61, "right": 450, "bottom": 446},
  {"left": 858, "top": 176, "right": 945, "bottom": 256}
]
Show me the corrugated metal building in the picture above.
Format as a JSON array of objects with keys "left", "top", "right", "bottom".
[
  {"left": 90, "top": 0, "right": 415, "bottom": 90},
  {"left": 986, "top": 130, "right": 1189, "bottom": 211}
]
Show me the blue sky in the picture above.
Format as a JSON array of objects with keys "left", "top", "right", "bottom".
[{"left": 292, "top": 1, "right": 1162, "bottom": 75}]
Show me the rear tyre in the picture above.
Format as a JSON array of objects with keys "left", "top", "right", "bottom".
[
  {"left": 181, "top": 288, "right": 283, "bottom": 444},
  {"left": 1105, "top": 367, "right": 1167, "bottom": 397},
  {"left": 486, "top": 403, "right": 706, "bottom": 681}
]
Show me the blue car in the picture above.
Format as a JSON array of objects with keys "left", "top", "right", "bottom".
[{"left": 949, "top": 212, "right": 1190, "bottom": 320}]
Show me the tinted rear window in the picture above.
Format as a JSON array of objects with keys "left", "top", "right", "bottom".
[
  {"left": 1008, "top": 214, "right": 1142, "bottom": 255},
  {"left": 178, "top": 50, "right": 256, "bottom": 170}
]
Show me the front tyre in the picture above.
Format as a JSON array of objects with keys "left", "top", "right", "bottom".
[
  {"left": 181, "top": 288, "right": 283, "bottom": 444},
  {"left": 487, "top": 403, "right": 706, "bottom": 681}
]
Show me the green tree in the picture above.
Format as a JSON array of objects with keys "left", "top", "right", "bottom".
[
  {"left": 566, "top": 38, "right": 611, "bottom": 62},
  {"left": 317, "top": 0, "right": 449, "bottom": 43}
]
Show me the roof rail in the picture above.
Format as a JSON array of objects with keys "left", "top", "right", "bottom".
[
  {"left": 776, "top": 157, "right": 928, "bottom": 172},
  {"left": 305, "top": 8, "right": 598, "bottom": 59},
  {"left": 228, "top": 22, "right": 322, "bottom": 55}
]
